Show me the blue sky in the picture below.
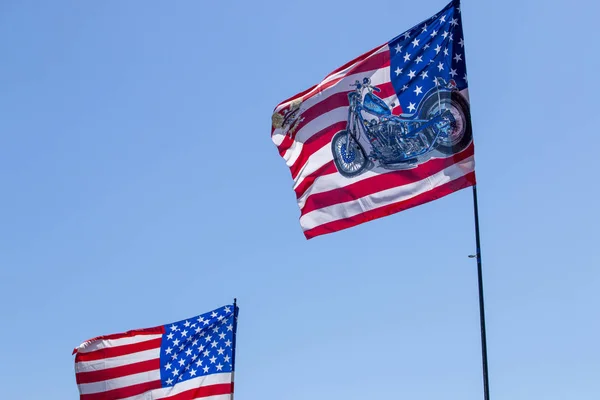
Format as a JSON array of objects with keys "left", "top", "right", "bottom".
[{"left": 1, "top": 0, "right": 598, "bottom": 399}]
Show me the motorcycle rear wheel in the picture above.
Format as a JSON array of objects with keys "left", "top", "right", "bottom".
[
  {"left": 331, "top": 130, "right": 369, "bottom": 178},
  {"left": 419, "top": 90, "right": 472, "bottom": 155}
]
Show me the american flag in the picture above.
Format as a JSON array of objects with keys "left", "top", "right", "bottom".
[
  {"left": 271, "top": 0, "right": 475, "bottom": 239},
  {"left": 73, "top": 304, "right": 238, "bottom": 400}
]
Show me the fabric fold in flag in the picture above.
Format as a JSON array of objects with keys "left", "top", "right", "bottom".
[
  {"left": 73, "top": 303, "right": 239, "bottom": 400},
  {"left": 271, "top": 0, "right": 476, "bottom": 239}
]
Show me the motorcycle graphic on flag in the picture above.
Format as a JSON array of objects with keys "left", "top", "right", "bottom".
[{"left": 331, "top": 77, "right": 472, "bottom": 177}]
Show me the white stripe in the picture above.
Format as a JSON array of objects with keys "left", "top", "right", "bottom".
[
  {"left": 78, "top": 369, "right": 161, "bottom": 395},
  {"left": 272, "top": 65, "right": 391, "bottom": 147},
  {"left": 274, "top": 44, "right": 388, "bottom": 113},
  {"left": 76, "top": 334, "right": 163, "bottom": 354},
  {"left": 118, "top": 372, "right": 233, "bottom": 400},
  {"left": 75, "top": 348, "right": 161, "bottom": 373},
  {"left": 299, "top": 156, "right": 475, "bottom": 230}
]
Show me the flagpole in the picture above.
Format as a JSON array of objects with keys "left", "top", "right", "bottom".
[
  {"left": 231, "top": 298, "right": 238, "bottom": 400},
  {"left": 471, "top": 185, "right": 490, "bottom": 400}
]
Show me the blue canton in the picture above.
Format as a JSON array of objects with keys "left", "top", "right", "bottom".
[
  {"left": 389, "top": 0, "right": 467, "bottom": 114},
  {"left": 159, "top": 305, "right": 237, "bottom": 387}
]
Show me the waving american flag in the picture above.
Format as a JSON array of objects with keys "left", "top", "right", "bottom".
[
  {"left": 272, "top": 0, "right": 475, "bottom": 239},
  {"left": 73, "top": 304, "right": 238, "bottom": 400}
]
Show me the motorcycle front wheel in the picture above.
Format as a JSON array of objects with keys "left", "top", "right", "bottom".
[
  {"left": 419, "top": 90, "right": 472, "bottom": 155},
  {"left": 331, "top": 130, "right": 369, "bottom": 178}
]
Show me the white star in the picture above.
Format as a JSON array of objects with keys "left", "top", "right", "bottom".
[
  {"left": 454, "top": 53, "right": 463, "bottom": 63},
  {"left": 430, "top": 30, "right": 438, "bottom": 37},
  {"left": 171, "top": 354, "right": 178, "bottom": 360},
  {"left": 192, "top": 354, "right": 198, "bottom": 361},
  {"left": 203, "top": 350, "right": 210, "bottom": 357},
  {"left": 421, "top": 24, "right": 427, "bottom": 33},
  {"left": 165, "top": 362, "right": 172, "bottom": 370},
  {"left": 170, "top": 324, "right": 178, "bottom": 331},
  {"left": 395, "top": 66, "right": 402, "bottom": 76},
  {"left": 225, "top": 306, "right": 231, "bottom": 313},
  {"left": 423, "top": 43, "right": 430, "bottom": 49},
  {"left": 192, "top": 339, "right": 198, "bottom": 346},
  {"left": 227, "top": 324, "right": 233, "bottom": 332},
  {"left": 459, "top": 38, "right": 465, "bottom": 48},
  {"left": 224, "top": 355, "right": 231, "bottom": 362},
  {"left": 464, "top": 73, "right": 468, "bottom": 83},
  {"left": 225, "top": 340, "right": 232, "bottom": 347},
  {"left": 219, "top": 332, "right": 226, "bottom": 340},
  {"left": 211, "top": 312, "right": 218, "bottom": 318},
  {"left": 411, "top": 38, "right": 420, "bottom": 48},
  {"left": 450, "top": 68, "right": 458, "bottom": 77},
  {"left": 203, "top": 366, "right": 210, "bottom": 373},
  {"left": 173, "top": 339, "right": 180, "bottom": 346},
  {"left": 216, "top": 363, "right": 224, "bottom": 371},
  {"left": 190, "top": 368, "right": 197, "bottom": 377},
  {"left": 197, "top": 316, "right": 205, "bottom": 324},
  {"left": 407, "top": 70, "right": 416, "bottom": 79},
  {"left": 166, "top": 378, "right": 174, "bottom": 385},
  {"left": 167, "top": 332, "right": 174, "bottom": 340},
  {"left": 195, "top": 327, "right": 202, "bottom": 334},
  {"left": 442, "top": 31, "right": 449, "bottom": 39},
  {"left": 443, "top": 48, "right": 449, "bottom": 56},
  {"left": 420, "top": 71, "right": 428, "bottom": 79},
  {"left": 217, "top": 347, "right": 225, "bottom": 355},
  {"left": 198, "top": 344, "right": 205, "bottom": 351},
  {"left": 186, "top": 348, "right": 193, "bottom": 356},
  {"left": 414, "top": 86, "right": 423, "bottom": 95},
  {"left": 435, "top": 44, "right": 441, "bottom": 54},
  {"left": 212, "top": 326, "right": 220, "bottom": 333},
  {"left": 203, "top": 319, "right": 210, "bottom": 326},
  {"left": 184, "top": 320, "right": 190, "bottom": 327},
  {"left": 403, "top": 31, "right": 411, "bottom": 39},
  {"left": 211, "top": 340, "right": 218, "bottom": 348},
  {"left": 415, "top": 56, "right": 423, "bottom": 64},
  {"left": 449, "top": 33, "right": 454, "bottom": 42},
  {"left": 204, "top": 335, "right": 212, "bottom": 342},
  {"left": 217, "top": 315, "right": 224, "bottom": 321},
  {"left": 433, "top": 77, "right": 439, "bottom": 86},
  {"left": 440, "top": 15, "right": 446, "bottom": 23},
  {"left": 457, "top": 6, "right": 461, "bottom": 13},
  {"left": 165, "top": 347, "right": 173, "bottom": 355},
  {"left": 181, "top": 329, "right": 188, "bottom": 337},
  {"left": 437, "top": 62, "right": 444, "bottom": 71},
  {"left": 178, "top": 358, "right": 185, "bottom": 367},
  {"left": 450, "top": 18, "right": 458, "bottom": 26},
  {"left": 179, "top": 344, "right": 185, "bottom": 351},
  {"left": 196, "top": 359, "right": 203, "bottom": 367},
  {"left": 210, "top": 356, "right": 217, "bottom": 364},
  {"left": 173, "top": 368, "right": 179, "bottom": 376},
  {"left": 403, "top": 52, "right": 411, "bottom": 62},
  {"left": 395, "top": 43, "right": 402, "bottom": 53},
  {"left": 407, "top": 102, "right": 416, "bottom": 112},
  {"left": 401, "top": 84, "right": 409, "bottom": 91}
]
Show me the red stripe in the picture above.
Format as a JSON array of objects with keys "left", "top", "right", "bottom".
[
  {"left": 162, "top": 383, "right": 234, "bottom": 400},
  {"left": 304, "top": 171, "right": 476, "bottom": 239},
  {"left": 301, "top": 143, "right": 475, "bottom": 215},
  {"left": 294, "top": 161, "right": 338, "bottom": 200},
  {"left": 289, "top": 122, "right": 346, "bottom": 179},
  {"left": 76, "top": 338, "right": 162, "bottom": 362},
  {"left": 80, "top": 380, "right": 162, "bottom": 400},
  {"left": 73, "top": 326, "right": 165, "bottom": 355},
  {"left": 76, "top": 359, "right": 160, "bottom": 384}
]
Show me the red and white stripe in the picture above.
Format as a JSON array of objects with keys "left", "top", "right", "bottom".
[
  {"left": 272, "top": 44, "right": 475, "bottom": 239},
  {"left": 73, "top": 328, "right": 234, "bottom": 400}
]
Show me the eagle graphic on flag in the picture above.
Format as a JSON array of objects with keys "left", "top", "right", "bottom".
[{"left": 271, "top": 0, "right": 476, "bottom": 239}]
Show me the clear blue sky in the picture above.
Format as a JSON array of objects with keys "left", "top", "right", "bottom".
[{"left": 1, "top": 0, "right": 598, "bottom": 399}]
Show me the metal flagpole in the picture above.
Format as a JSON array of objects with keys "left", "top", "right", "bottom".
[
  {"left": 231, "top": 298, "right": 238, "bottom": 400},
  {"left": 471, "top": 185, "right": 491, "bottom": 400}
]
